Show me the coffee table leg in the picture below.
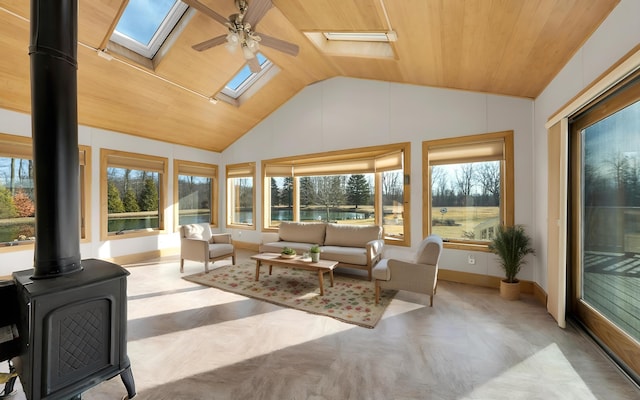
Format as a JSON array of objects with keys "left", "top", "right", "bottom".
[
  {"left": 317, "top": 270, "right": 325, "bottom": 296},
  {"left": 329, "top": 270, "right": 334, "bottom": 287},
  {"left": 255, "top": 260, "right": 261, "bottom": 281}
]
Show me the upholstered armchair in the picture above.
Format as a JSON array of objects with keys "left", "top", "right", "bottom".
[
  {"left": 180, "top": 223, "right": 235, "bottom": 273},
  {"left": 373, "top": 235, "right": 444, "bottom": 306}
]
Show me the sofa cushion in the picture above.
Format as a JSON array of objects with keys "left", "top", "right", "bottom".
[
  {"left": 183, "top": 223, "right": 211, "bottom": 241},
  {"left": 278, "top": 222, "right": 326, "bottom": 245},
  {"left": 324, "top": 223, "right": 382, "bottom": 248},
  {"left": 320, "top": 246, "right": 368, "bottom": 266}
]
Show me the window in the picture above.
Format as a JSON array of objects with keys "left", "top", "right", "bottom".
[
  {"left": 303, "top": 31, "right": 396, "bottom": 59},
  {"left": 0, "top": 133, "right": 90, "bottom": 248},
  {"left": 423, "top": 131, "right": 514, "bottom": 250},
  {"left": 569, "top": 71, "right": 640, "bottom": 377},
  {"left": 111, "top": 0, "right": 188, "bottom": 59},
  {"left": 174, "top": 160, "right": 218, "bottom": 228},
  {"left": 262, "top": 143, "right": 410, "bottom": 246},
  {"left": 101, "top": 149, "right": 167, "bottom": 239},
  {"left": 217, "top": 53, "right": 279, "bottom": 107},
  {"left": 226, "top": 163, "right": 255, "bottom": 228}
]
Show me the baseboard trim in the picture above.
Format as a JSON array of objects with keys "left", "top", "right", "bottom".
[
  {"left": 109, "top": 248, "right": 179, "bottom": 266},
  {"left": 233, "top": 240, "right": 260, "bottom": 252},
  {"left": 439, "top": 269, "right": 548, "bottom": 307}
]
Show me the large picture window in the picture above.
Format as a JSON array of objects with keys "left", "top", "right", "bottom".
[
  {"left": 101, "top": 149, "right": 167, "bottom": 239},
  {"left": 174, "top": 160, "right": 218, "bottom": 229},
  {"left": 262, "top": 143, "right": 410, "bottom": 246},
  {"left": 0, "top": 133, "right": 90, "bottom": 248},
  {"left": 423, "top": 131, "right": 514, "bottom": 250},
  {"left": 226, "top": 163, "right": 255, "bottom": 228}
]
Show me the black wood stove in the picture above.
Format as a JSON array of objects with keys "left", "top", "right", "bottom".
[{"left": 1, "top": 1, "right": 135, "bottom": 399}]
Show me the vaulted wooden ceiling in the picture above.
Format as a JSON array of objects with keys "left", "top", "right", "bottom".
[{"left": 0, "top": 0, "right": 619, "bottom": 152}]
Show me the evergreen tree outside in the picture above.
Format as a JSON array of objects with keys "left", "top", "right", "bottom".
[
  {"left": 123, "top": 188, "right": 140, "bottom": 212},
  {"left": 299, "top": 177, "right": 314, "bottom": 207},
  {"left": 280, "top": 177, "right": 293, "bottom": 207},
  {"left": 0, "top": 185, "right": 17, "bottom": 218},
  {"left": 270, "top": 178, "right": 279, "bottom": 206},
  {"left": 139, "top": 178, "right": 159, "bottom": 211},
  {"left": 347, "top": 174, "right": 370, "bottom": 208},
  {"left": 107, "top": 182, "right": 125, "bottom": 213}
]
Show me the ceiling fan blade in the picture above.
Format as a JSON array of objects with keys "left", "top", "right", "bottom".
[
  {"left": 182, "top": 0, "right": 229, "bottom": 26},
  {"left": 192, "top": 35, "right": 228, "bottom": 52},
  {"left": 244, "top": 0, "right": 272, "bottom": 27},
  {"left": 257, "top": 33, "right": 299, "bottom": 56},
  {"left": 247, "top": 57, "right": 262, "bottom": 73}
]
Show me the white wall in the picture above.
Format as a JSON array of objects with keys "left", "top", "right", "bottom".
[
  {"left": 223, "top": 78, "right": 535, "bottom": 281},
  {"left": 0, "top": 108, "right": 221, "bottom": 276},
  {"left": 533, "top": 0, "right": 640, "bottom": 290}
]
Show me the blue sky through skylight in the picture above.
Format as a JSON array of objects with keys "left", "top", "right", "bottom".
[
  {"left": 115, "top": 0, "right": 176, "bottom": 45},
  {"left": 226, "top": 53, "right": 268, "bottom": 90}
]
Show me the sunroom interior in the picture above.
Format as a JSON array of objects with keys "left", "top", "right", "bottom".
[{"left": 1, "top": 0, "right": 640, "bottom": 398}]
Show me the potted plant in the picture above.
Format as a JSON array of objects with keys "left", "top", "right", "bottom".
[
  {"left": 280, "top": 246, "right": 296, "bottom": 259},
  {"left": 488, "top": 225, "right": 535, "bottom": 300},
  {"left": 309, "top": 244, "right": 320, "bottom": 262}
]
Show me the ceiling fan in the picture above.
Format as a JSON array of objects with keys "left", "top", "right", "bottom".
[{"left": 183, "top": 0, "right": 299, "bottom": 73}]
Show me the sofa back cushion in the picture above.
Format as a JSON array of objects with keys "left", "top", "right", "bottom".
[
  {"left": 182, "top": 223, "right": 212, "bottom": 241},
  {"left": 324, "top": 223, "right": 382, "bottom": 248},
  {"left": 278, "top": 222, "right": 326, "bottom": 245}
]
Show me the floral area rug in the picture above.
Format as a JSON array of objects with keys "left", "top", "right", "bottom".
[{"left": 182, "top": 262, "right": 396, "bottom": 328}]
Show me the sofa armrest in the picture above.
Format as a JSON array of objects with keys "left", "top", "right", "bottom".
[
  {"left": 211, "top": 233, "right": 232, "bottom": 244},
  {"left": 366, "top": 239, "right": 385, "bottom": 265},
  {"left": 181, "top": 238, "right": 209, "bottom": 262}
]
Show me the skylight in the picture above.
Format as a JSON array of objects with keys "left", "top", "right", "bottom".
[
  {"left": 112, "top": 0, "right": 188, "bottom": 59},
  {"left": 221, "top": 53, "right": 273, "bottom": 99},
  {"left": 323, "top": 32, "right": 394, "bottom": 42}
]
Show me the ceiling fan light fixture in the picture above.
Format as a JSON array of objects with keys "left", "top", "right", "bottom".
[
  {"left": 225, "top": 32, "right": 240, "bottom": 52},
  {"left": 242, "top": 43, "right": 256, "bottom": 60}
]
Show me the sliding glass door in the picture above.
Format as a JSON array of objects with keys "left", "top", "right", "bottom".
[{"left": 570, "top": 73, "right": 640, "bottom": 380}]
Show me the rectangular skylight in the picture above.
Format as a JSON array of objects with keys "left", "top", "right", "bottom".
[
  {"left": 112, "top": 0, "right": 187, "bottom": 59},
  {"left": 221, "top": 53, "right": 272, "bottom": 99},
  {"left": 323, "top": 32, "right": 392, "bottom": 42}
]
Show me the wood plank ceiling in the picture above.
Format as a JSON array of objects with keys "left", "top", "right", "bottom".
[{"left": 0, "top": 0, "right": 619, "bottom": 152}]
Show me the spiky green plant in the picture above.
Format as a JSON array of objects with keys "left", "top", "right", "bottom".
[{"left": 488, "top": 225, "right": 535, "bottom": 283}]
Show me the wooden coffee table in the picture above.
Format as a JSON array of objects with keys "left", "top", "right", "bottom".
[{"left": 251, "top": 253, "right": 338, "bottom": 296}]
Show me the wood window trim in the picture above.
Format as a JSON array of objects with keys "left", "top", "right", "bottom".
[
  {"left": 0, "top": 133, "right": 91, "bottom": 251},
  {"left": 100, "top": 149, "right": 168, "bottom": 241},
  {"left": 422, "top": 130, "right": 514, "bottom": 252},
  {"left": 261, "top": 143, "right": 411, "bottom": 247},
  {"left": 226, "top": 162, "right": 256, "bottom": 230},
  {"left": 173, "top": 159, "right": 219, "bottom": 232}
]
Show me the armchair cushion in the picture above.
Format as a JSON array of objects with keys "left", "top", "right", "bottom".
[{"left": 182, "top": 223, "right": 212, "bottom": 241}]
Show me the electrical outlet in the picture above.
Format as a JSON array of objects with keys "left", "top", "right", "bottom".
[
  {"left": 468, "top": 254, "right": 475, "bottom": 265},
  {"left": 237, "top": 231, "right": 242, "bottom": 237}
]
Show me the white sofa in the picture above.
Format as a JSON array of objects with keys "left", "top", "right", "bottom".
[{"left": 259, "top": 221, "right": 384, "bottom": 280}]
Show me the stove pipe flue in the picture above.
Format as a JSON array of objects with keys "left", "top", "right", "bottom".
[{"left": 29, "top": 0, "right": 82, "bottom": 278}]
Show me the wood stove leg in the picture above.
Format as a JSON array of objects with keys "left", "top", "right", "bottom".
[{"left": 120, "top": 362, "right": 136, "bottom": 399}]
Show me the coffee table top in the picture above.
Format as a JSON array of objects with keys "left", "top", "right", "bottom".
[{"left": 252, "top": 253, "right": 338, "bottom": 270}]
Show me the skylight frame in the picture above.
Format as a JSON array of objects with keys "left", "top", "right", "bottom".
[
  {"left": 221, "top": 54, "right": 273, "bottom": 99},
  {"left": 111, "top": 0, "right": 188, "bottom": 59},
  {"left": 323, "top": 32, "right": 392, "bottom": 42}
]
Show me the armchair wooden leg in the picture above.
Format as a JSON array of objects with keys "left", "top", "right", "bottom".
[
  {"left": 429, "top": 295, "right": 433, "bottom": 307},
  {"left": 180, "top": 258, "right": 184, "bottom": 273},
  {"left": 375, "top": 280, "right": 380, "bottom": 305},
  {"left": 232, "top": 253, "right": 236, "bottom": 265}
]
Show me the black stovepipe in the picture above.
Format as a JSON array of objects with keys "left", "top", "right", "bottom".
[{"left": 29, "top": 0, "right": 82, "bottom": 278}]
